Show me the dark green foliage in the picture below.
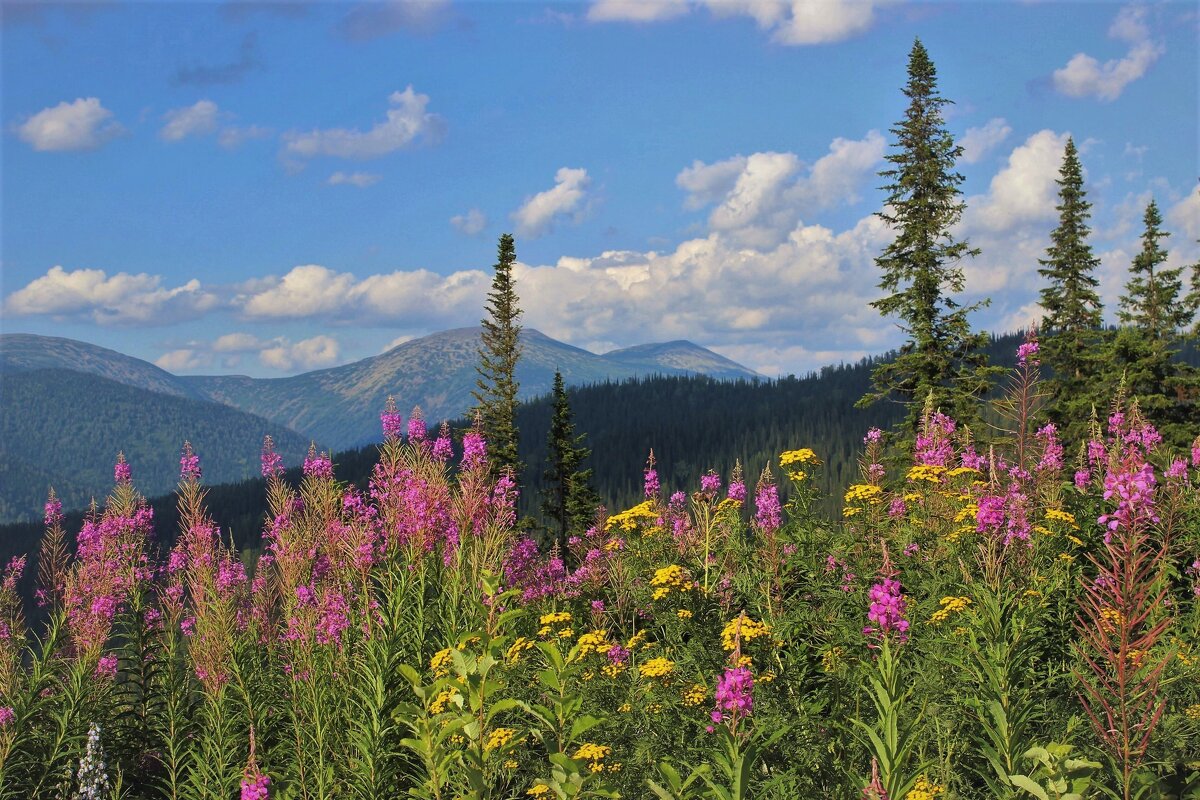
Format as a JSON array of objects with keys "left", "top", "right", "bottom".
[
  {"left": 473, "top": 233, "right": 524, "bottom": 479},
  {"left": 540, "top": 372, "right": 599, "bottom": 555},
  {"left": 0, "top": 368, "right": 310, "bottom": 524},
  {"left": 859, "top": 38, "right": 999, "bottom": 435},
  {"left": 1111, "top": 201, "right": 1200, "bottom": 447},
  {"left": 1037, "top": 137, "right": 1106, "bottom": 446}
]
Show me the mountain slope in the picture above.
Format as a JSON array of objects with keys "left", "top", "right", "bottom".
[
  {"left": 0, "top": 333, "right": 198, "bottom": 399},
  {"left": 0, "top": 368, "right": 310, "bottom": 523},
  {"left": 182, "top": 328, "right": 758, "bottom": 449}
]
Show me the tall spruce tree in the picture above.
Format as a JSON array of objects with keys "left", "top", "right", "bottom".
[
  {"left": 1112, "top": 200, "right": 1198, "bottom": 447},
  {"left": 473, "top": 233, "right": 523, "bottom": 477},
  {"left": 1037, "top": 137, "right": 1105, "bottom": 445},
  {"left": 858, "top": 38, "right": 998, "bottom": 434},
  {"left": 540, "top": 372, "right": 598, "bottom": 557}
]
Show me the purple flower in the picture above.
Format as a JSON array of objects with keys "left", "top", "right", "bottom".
[
  {"left": 241, "top": 772, "right": 271, "bottom": 800},
  {"left": 114, "top": 454, "right": 131, "bottom": 484},
  {"left": 261, "top": 436, "right": 283, "bottom": 479},
  {"left": 727, "top": 480, "right": 746, "bottom": 503},
  {"left": 0, "top": 707, "right": 14, "bottom": 727},
  {"left": 1074, "top": 470, "right": 1090, "bottom": 490},
  {"left": 1165, "top": 459, "right": 1188, "bottom": 480},
  {"left": 1016, "top": 337, "right": 1039, "bottom": 367},
  {"left": 44, "top": 495, "right": 63, "bottom": 528},
  {"left": 914, "top": 412, "right": 955, "bottom": 467},
  {"left": 864, "top": 427, "right": 883, "bottom": 444},
  {"left": 644, "top": 468, "right": 660, "bottom": 499},
  {"left": 180, "top": 442, "right": 202, "bottom": 482},
  {"left": 432, "top": 434, "right": 453, "bottom": 462},
  {"left": 303, "top": 449, "right": 333, "bottom": 480},
  {"left": 1036, "top": 424, "right": 1063, "bottom": 472},
  {"left": 96, "top": 654, "right": 118, "bottom": 679},
  {"left": 462, "top": 430, "right": 487, "bottom": 471},
  {"left": 888, "top": 498, "right": 907, "bottom": 519},
  {"left": 1097, "top": 461, "right": 1158, "bottom": 542},
  {"left": 865, "top": 577, "right": 908, "bottom": 643},
  {"left": 754, "top": 481, "right": 781, "bottom": 534},
  {"left": 712, "top": 666, "right": 754, "bottom": 725},
  {"left": 700, "top": 470, "right": 722, "bottom": 496}
]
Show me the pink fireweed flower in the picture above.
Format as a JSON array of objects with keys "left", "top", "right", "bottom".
[
  {"left": 712, "top": 666, "right": 754, "bottom": 726},
  {"left": 1097, "top": 461, "right": 1158, "bottom": 542},
  {"left": 432, "top": 423, "right": 454, "bottom": 462},
  {"left": 1016, "top": 336, "right": 1039, "bottom": 367},
  {"left": 864, "top": 427, "right": 883, "bottom": 444},
  {"left": 114, "top": 453, "right": 131, "bottom": 484},
  {"left": 462, "top": 430, "right": 487, "bottom": 471},
  {"left": 407, "top": 407, "right": 427, "bottom": 443},
  {"left": 700, "top": 470, "right": 722, "bottom": 496},
  {"left": 180, "top": 441, "right": 202, "bottom": 482},
  {"left": 960, "top": 445, "right": 986, "bottom": 471},
  {"left": 261, "top": 436, "right": 283, "bottom": 479},
  {"left": 303, "top": 447, "right": 333, "bottom": 480},
  {"left": 864, "top": 577, "right": 908, "bottom": 644},
  {"left": 644, "top": 457, "right": 660, "bottom": 499},
  {"left": 888, "top": 498, "right": 907, "bottom": 519},
  {"left": 1165, "top": 459, "right": 1188, "bottom": 481},
  {"left": 380, "top": 396, "right": 403, "bottom": 441},
  {"left": 241, "top": 772, "right": 271, "bottom": 800},
  {"left": 1075, "top": 470, "right": 1090, "bottom": 490},
  {"left": 0, "top": 707, "right": 14, "bottom": 727},
  {"left": 315, "top": 589, "right": 351, "bottom": 648},
  {"left": 727, "top": 480, "right": 746, "bottom": 503},
  {"left": 95, "top": 654, "right": 118, "bottom": 679},
  {"left": 1036, "top": 424, "right": 1064, "bottom": 472},
  {"left": 44, "top": 494, "right": 63, "bottom": 528},
  {"left": 753, "top": 476, "right": 781, "bottom": 534},
  {"left": 1191, "top": 436, "right": 1200, "bottom": 468},
  {"left": 914, "top": 411, "right": 955, "bottom": 467}
]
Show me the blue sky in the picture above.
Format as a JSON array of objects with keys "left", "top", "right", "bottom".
[{"left": 2, "top": 0, "right": 1197, "bottom": 377}]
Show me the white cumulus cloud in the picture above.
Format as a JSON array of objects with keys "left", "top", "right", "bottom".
[
  {"left": 155, "top": 348, "right": 213, "bottom": 372},
  {"left": 3, "top": 266, "right": 218, "bottom": 325},
  {"left": 968, "top": 130, "right": 1070, "bottom": 232},
  {"left": 960, "top": 118, "right": 1012, "bottom": 164},
  {"left": 259, "top": 335, "right": 341, "bottom": 371},
  {"left": 328, "top": 171, "right": 381, "bottom": 187},
  {"left": 17, "top": 97, "right": 123, "bottom": 152},
  {"left": 512, "top": 167, "right": 593, "bottom": 238},
  {"left": 160, "top": 100, "right": 221, "bottom": 141},
  {"left": 282, "top": 86, "right": 443, "bottom": 160},
  {"left": 587, "top": 0, "right": 690, "bottom": 22},
  {"left": 1167, "top": 185, "right": 1200, "bottom": 242},
  {"left": 1052, "top": 5, "right": 1164, "bottom": 102},
  {"left": 451, "top": 208, "right": 488, "bottom": 236}
]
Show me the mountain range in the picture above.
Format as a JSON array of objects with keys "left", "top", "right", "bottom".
[{"left": 0, "top": 329, "right": 758, "bottom": 523}]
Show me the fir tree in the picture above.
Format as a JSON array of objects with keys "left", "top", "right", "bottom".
[
  {"left": 540, "top": 371, "right": 598, "bottom": 557},
  {"left": 1037, "top": 137, "right": 1105, "bottom": 444},
  {"left": 473, "top": 233, "right": 523, "bottom": 478},
  {"left": 1112, "top": 200, "right": 1198, "bottom": 446},
  {"left": 858, "top": 38, "right": 998, "bottom": 434}
]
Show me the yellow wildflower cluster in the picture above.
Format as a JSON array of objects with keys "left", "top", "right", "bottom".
[
  {"left": 575, "top": 630, "right": 613, "bottom": 659},
  {"left": 906, "top": 465, "right": 947, "bottom": 484},
  {"left": 484, "top": 727, "right": 517, "bottom": 751},
  {"left": 431, "top": 648, "right": 454, "bottom": 678},
  {"left": 929, "top": 596, "right": 972, "bottom": 625},
  {"left": 538, "top": 611, "right": 573, "bottom": 637},
  {"left": 573, "top": 743, "right": 613, "bottom": 771},
  {"left": 430, "top": 687, "right": 460, "bottom": 714},
  {"left": 843, "top": 506, "right": 863, "bottom": 518},
  {"left": 759, "top": 670, "right": 776, "bottom": 683},
  {"left": 506, "top": 636, "right": 535, "bottom": 664},
  {"left": 676, "top": 608, "right": 693, "bottom": 620},
  {"left": 1059, "top": 553, "right": 1075, "bottom": 563},
  {"left": 780, "top": 448, "right": 821, "bottom": 467},
  {"left": 954, "top": 504, "right": 979, "bottom": 523},
  {"left": 527, "top": 784, "right": 551, "bottom": 797},
  {"left": 721, "top": 615, "right": 772, "bottom": 651},
  {"left": 503, "top": 759, "right": 519, "bottom": 770},
  {"left": 638, "top": 657, "right": 675, "bottom": 679},
  {"left": 626, "top": 630, "right": 648, "bottom": 650},
  {"left": 618, "top": 703, "right": 632, "bottom": 713},
  {"left": 1045, "top": 509, "right": 1078, "bottom": 528},
  {"left": 1033, "top": 525, "right": 1055, "bottom": 537},
  {"left": 1185, "top": 704, "right": 1200, "bottom": 721},
  {"left": 1099, "top": 607, "right": 1125, "bottom": 630},
  {"left": 945, "top": 466, "right": 980, "bottom": 479},
  {"left": 1067, "top": 534, "right": 1085, "bottom": 546},
  {"left": 844, "top": 484, "right": 884, "bottom": 504},
  {"left": 651, "top": 564, "right": 696, "bottom": 601},
  {"left": 905, "top": 776, "right": 944, "bottom": 800},
  {"left": 682, "top": 683, "right": 707, "bottom": 706},
  {"left": 946, "top": 525, "right": 973, "bottom": 544},
  {"left": 821, "top": 647, "right": 843, "bottom": 673},
  {"left": 601, "top": 662, "right": 626, "bottom": 678},
  {"left": 606, "top": 501, "right": 658, "bottom": 532}
]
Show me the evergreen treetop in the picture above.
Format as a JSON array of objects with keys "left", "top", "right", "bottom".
[
  {"left": 540, "top": 371, "right": 598, "bottom": 557},
  {"left": 859, "top": 38, "right": 998, "bottom": 433},
  {"left": 473, "top": 233, "right": 523, "bottom": 478}
]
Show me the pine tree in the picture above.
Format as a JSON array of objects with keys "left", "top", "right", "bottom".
[
  {"left": 1112, "top": 200, "right": 1198, "bottom": 447},
  {"left": 473, "top": 233, "right": 523, "bottom": 477},
  {"left": 1037, "top": 137, "right": 1105, "bottom": 445},
  {"left": 540, "top": 372, "right": 598, "bottom": 557},
  {"left": 858, "top": 38, "right": 999, "bottom": 434}
]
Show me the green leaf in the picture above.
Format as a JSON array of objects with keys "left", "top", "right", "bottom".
[{"left": 1009, "top": 774, "right": 1051, "bottom": 800}]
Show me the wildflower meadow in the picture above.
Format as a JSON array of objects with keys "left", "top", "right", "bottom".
[{"left": 1, "top": 340, "right": 1198, "bottom": 800}]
